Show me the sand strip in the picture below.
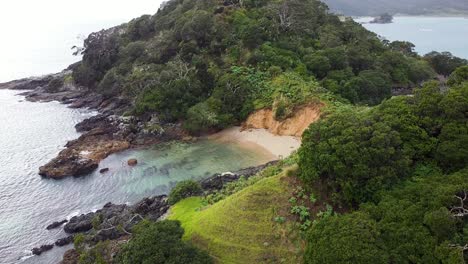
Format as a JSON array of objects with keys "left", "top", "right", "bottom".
[{"left": 208, "top": 127, "right": 301, "bottom": 159}]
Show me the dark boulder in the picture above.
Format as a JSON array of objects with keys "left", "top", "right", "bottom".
[
  {"left": 32, "top": 244, "right": 54, "bottom": 255},
  {"left": 46, "top": 219, "right": 68, "bottom": 230},
  {"left": 75, "top": 115, "right": 109, "bottom": 133},
  {"left": 64, "top": 214, "right": 93, "bottom": 233},
  {"left": 131, "top": 195, "right": 169, "bottom": 220},
  {"left": 55, "top": 235, "right": 74, "bottom": 247},
  {"left": 127, "top": 159, "right": 138, "bottom": 166}
]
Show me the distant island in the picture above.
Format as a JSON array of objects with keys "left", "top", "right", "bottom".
[
  {"left": 370, "top": 13, "right": 394, "bottom": 24},
  {"left": 322, "top": 0, "right": 468, "bottom": 16}
]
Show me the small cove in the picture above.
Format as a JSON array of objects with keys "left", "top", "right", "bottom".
[{"left": 0, "top": 89, "right": 275, "bottom": 264}]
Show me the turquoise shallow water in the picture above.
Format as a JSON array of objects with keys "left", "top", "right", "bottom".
[
  {"left": 356, "top": 16, "right": 468, "bottom": 59},
  {"left": 0, "top": 90, "right": 271, "bottom": 264}
]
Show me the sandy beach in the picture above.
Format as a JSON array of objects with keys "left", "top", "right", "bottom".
[{"left": 208, "top": 126, "right": 301, "bottom": 159}]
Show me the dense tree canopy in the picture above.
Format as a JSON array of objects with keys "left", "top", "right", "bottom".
[
  {"left": 299, "top": 74, "right": 468, "bottom": 206},
  {"left": 70, "top": 0, "right": 437, "bottom": 133},
  {"left": 306, "top": 168, "right": 468, "bottom": 264},
  {"left": 116, "top": 220, "right": 212, "bottom": 264}
]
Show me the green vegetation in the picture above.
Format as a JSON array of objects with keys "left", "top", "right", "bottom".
[
  {"left": 169, "top": 173, "right": 304, "bottom": 263},
  {"left": 299, "top": 76, "right": 468, "bottom": 207},
  {"left": 168, "top": 180, "right": 203, "bottom": 205},
  {"left": 424, "top": 51, "right": 468, "bottom": 77},
  {"left": 305, "top": 168, "right": 468, "bottom": 264},
  {"left": 298, "top": 68, "right": 468, "bottom": 263},
  {"left": 66, "top": 0, "right": 468, "bottom": 262},
  {"left": 116, "top": 220, "right": 212, "bottom": 264},
  {"left": 71, "top": 0, "right": 438, "bottom": 134}
]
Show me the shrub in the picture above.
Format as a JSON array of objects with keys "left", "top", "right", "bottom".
[
  {"left": 447, "top": 65, "right": 468, "bottom": 86},
  {"left": 47, "top": 77, "right": 64, "bottom": 93},
  {"left": 305, "top": 213, "right": 387, "bottom": 264},
  {"left": 168, "top": 180, "right": 203, "bottom": 205},
  {"left": 299, "top": 97, "right": 433, "bottom": 206},
  {"left": 116, "top": 220, "right": 212, "bottom": 264}
]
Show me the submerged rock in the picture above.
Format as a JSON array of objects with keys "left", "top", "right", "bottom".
[
  {"left": 32, "top": 244, "right": 54, "bottom": 255},
  {"left": 55, "top": 235, "right": 74, "bottom": 247},
  {"left": 46, "top": 219, "right": 68, "bottom": 230},
  {"left": 127, "top": 159, "right": 138, "bottom": 166}
]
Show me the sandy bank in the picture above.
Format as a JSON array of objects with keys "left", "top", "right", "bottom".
[
  {"left": 242, "top": 104, "right": 322, "bottom": 137},
  {"left": 208, "top": 127, "right": 301, "bottom": 159}
]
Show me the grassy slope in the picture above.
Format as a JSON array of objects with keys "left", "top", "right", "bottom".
[{"left": 169, "top": 173, "right": 303, "bottom": 263}]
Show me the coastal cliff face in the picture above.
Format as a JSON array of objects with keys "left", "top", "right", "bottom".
[{"left": 242, "top": 104, "right": 323, "bottom": 137}]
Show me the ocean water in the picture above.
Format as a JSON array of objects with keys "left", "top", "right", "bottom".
[
  {"left": 0, "top": 21, "right": 122, "bottom": 83},
  {"left": 355, "top": 16, "right": 468, "bottom": 59},
  {"left": 0, "top": 90, "right": 271, "bottom": 263}
]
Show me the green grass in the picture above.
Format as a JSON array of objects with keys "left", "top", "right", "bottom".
[{"left": 168, "top": 173, "right": 303, "bottom": 263}]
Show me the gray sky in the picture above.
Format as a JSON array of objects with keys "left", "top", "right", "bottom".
[{"left": 0, "top": 0, "right": 165, "bottom": 81}]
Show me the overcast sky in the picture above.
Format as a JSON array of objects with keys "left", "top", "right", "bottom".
[
  {"left": 0, "top": 0, "right": 164, "bottom": 25},
  {"left": 0, "top": 0, "right": 165, "bottom": 81}
]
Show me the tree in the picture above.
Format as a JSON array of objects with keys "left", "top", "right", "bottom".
[
  {"left": 304, "top": 54, "right": 331, "bottom": 79},
  {"left": 168, "top": 180, "right": 203, "bottom": 205},
  {"left": 339, "top": 70, "right": 391, "bottom": 105},
  {"left": 305, "top": 213, "right": 388, "bottom": 264},
  {"left": 389, "top": 41, "right": 416, "bottom": 56},
  {"left": 299, "top": 97, "right": 433, "bottom": 206},
  {"left": 116, "top": 220, "right": 212, "bottom": 264},
  {"left": 447, "top": 66, "right": 468, "bottom": 86},
  {"left": 424, "top": 51, "right": 468, "bottom": 77}
]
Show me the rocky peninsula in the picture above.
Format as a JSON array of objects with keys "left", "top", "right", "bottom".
[
  {"left": 30, "top": 161, "right": 278, "bottom": 262},
  {"left": 0, "top": 70, "right": 185, "bottom": 179}
]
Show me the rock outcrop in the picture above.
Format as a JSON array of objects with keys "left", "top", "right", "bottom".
[
  {"left": 31, "top": 244, "right": 54, "bottom": 255},
  {"left": 46, "top": 219, "right": 68, "bottom": 230},
  {"left": 64, "top": 195, "right": 169, "bottom": 236},
  {"left": 200, "top": 160, "right": 279, "bottom": 192}
]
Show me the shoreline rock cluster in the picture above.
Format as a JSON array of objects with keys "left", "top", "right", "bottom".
[
  {"left": 1, "top": 72, "right": 185, "bottom": 179},
  {"left": 32, "top": 161, "right": 278, "bottom": 260}
]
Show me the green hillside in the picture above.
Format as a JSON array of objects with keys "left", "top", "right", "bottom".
[
  {"left": 68, "top": 0, "right": 468, "bottom": 263},
  {"left": 70, "top": 0, "right": 437, "bottom": 134}
]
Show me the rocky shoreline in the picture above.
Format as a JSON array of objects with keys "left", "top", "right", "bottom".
[
  {"left": 31, "top": 161, "right": 278, "bottom": 262},
  {"left": 0, "top": 71, "right": 186, "bottom": 179},
  {"left": 1, "top": 72, "right": 281, "bottom": 262}
]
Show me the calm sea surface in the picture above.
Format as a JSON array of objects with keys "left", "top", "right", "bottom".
[
  {"left": 356, "top": 16, "right": 468, "bottom": 59},
  {"left": 0, "top": 90, "right": 271, "bottom": 263}
]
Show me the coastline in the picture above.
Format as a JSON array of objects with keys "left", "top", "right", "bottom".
[{"left": 209, "top": 126, "right": 301, "bottom": 159}]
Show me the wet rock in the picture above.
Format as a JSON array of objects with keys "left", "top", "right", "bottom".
[
  {"left": 46, "top": 219, "right": 68, "bottom": 230},
  {"left": 39, "top": 156, "right": 99, "bottom": 179},
  {"left": 64, "top": 196, "right": 169, "bottom": 237},
  {"left": 0, "top": 75, "right": 53, "bottom": 90},
  {"left": 64, "top": 214, "right": 94, "bottom": 233},
  {"left": 32, "top": 244, "right": 54, "bottom": 255},
  {"left": 100, "top": 168, "right": 110, "bottom": 174},
  {"left": 55, "top": 235, "right": 74, "bottom": 247},
  {"left": 127, "top": 159, "right": 138, "bottom": 166},
  {"left": 131, "top": 195, "right": 169, "bottom": 220},
  {"left": 75, "top": 115, "right": 109, "bottom": 132}
]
